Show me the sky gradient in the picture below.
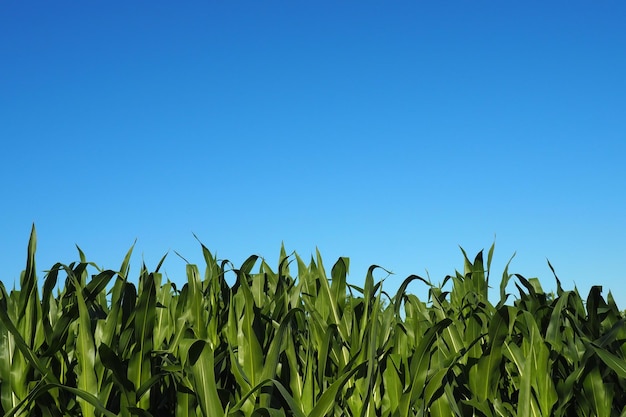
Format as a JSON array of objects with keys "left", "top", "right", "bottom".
[{"left": 2, "top": 2, "right": 625, "bottom": 307}]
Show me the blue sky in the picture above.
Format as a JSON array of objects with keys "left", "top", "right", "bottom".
[{"left": 1, "top": 2, "right": 625, "bottom": 307}]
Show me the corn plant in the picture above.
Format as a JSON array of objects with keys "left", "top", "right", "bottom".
[{"left": 1, "top": 225, "right": 625, "bottom": 416}]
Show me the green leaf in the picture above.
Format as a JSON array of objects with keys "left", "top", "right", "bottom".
[
  {"left": 583, "top": 367, "right": 611, "bottom": 417},
  {"left": 590, "top": 344, "right": 626, "bottom": 379},
  {"left": 469, "top": 305, "right": 510, "bottom": 401},
  {"left": 72, "top": 274, "right": 98, "bottom": 417},
  {"left": 401, "top": 318, "right": 452, "bottom": 415},
  {"left": 307, "top": 363, "right": 365, "bottom": 417},
  {"left": 187, "top": 339, "right": 225, "bottom": 417}
]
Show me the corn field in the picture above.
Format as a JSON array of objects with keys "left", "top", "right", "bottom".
[{"left": 1, "top": 227, "right": 626, "bottom": 417}]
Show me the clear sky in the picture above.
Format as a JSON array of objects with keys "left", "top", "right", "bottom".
[{"left": 1, "top": 2, "right": 625, "bottom": 307}]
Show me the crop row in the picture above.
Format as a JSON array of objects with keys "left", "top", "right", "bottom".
[{"left": 1, "top": 227, "right": 625, "bottom": 416}]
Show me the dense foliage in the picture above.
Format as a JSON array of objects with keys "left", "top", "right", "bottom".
[{"left": 1, "top": 227, "right": 626, "bottom": 416}]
